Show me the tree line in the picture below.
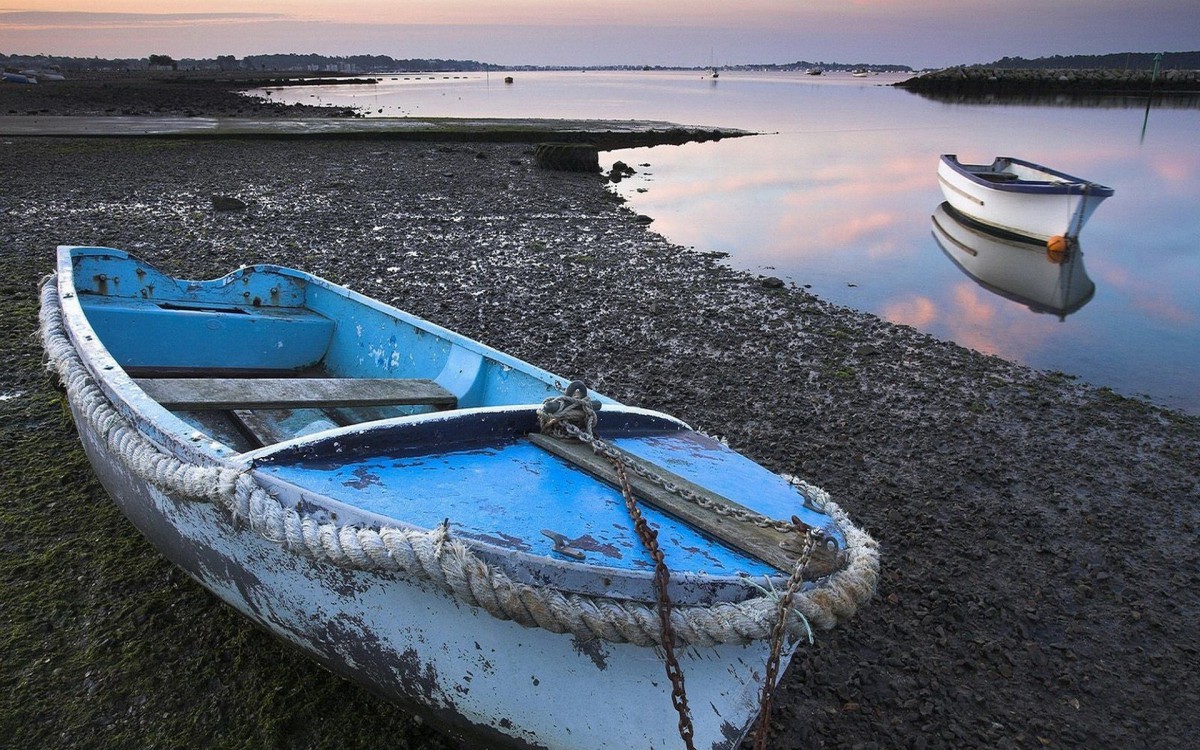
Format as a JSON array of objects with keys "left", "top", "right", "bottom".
[
  {"left": 983, "top": 51, "right": 1200, "bottom": 70},
  {"left": 0, "top": 52, "right": 496, "bottom": 73}
]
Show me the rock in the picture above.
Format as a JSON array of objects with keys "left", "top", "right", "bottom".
[
  {"left": 210, "top": 195, "right": 247, "bottom": 211},
  {"left": 607, "top": 160, "right": 637, "bottom": 183},
  {"left": 761, "top": 276, "right": 785, "bottom": 289},
  {"left": 534, "top": 142, "right": 600, "bottom": 172}
]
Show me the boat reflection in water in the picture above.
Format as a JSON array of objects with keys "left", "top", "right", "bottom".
[{"left": 931, "top": 202, "right": 1096, "bottom": 319}]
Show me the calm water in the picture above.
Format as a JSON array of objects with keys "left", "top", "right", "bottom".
[{"left": 262, "top": 72, "right": 1200, "bottom": 415}]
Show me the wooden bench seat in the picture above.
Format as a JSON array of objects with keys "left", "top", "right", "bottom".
[{"left": 133, "top": 377, "right": 458, "bottom": 411}]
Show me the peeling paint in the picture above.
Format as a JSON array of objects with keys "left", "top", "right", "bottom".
[
  {"left": 563, "top": 533, "right": 622, "bottom": 560},
  {"left": 570, "top": 635, "right": 609, "bottom": 671},
  {"left": 460, "top": 530, "right": 532, "bottom": 553},
  {"left": 343, "top": 465, "right": 383, "bottom": 490}
]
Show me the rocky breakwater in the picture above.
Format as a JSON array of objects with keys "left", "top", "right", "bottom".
[{"left": 895, "top": 66, "right": 1200, "bottom": 95}]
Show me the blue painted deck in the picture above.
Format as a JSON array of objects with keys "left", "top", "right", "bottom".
[{"left": 258, "top": 427, "right": 839, "bottom": 576}]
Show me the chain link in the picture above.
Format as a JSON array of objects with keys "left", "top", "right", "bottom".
[
  {"left": 540, "top": 383, "right": 696, "bottom": 747},
  {"left": 540, "top": 384, "right": 697, "bottom": 747},
  {"left": 539, "top": 384, "right": 825, "bottom": 750},
  {"left": 608, "top": 454, "right": 696, "bottom": 750},
  {"left": 753, "top": 528, "right": 821, "bottom": 750}
]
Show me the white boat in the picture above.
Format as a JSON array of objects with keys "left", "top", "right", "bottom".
[
  {"left": 937, "top": 154, "right": 1114, "bottom": 241},
  {"left": 2, "top": 71, "right": 37, "bottom": 84},
  {"left": 931, "top": 202, "right": 1095, "bottom": 319},
  {"left": 40, "top": 245, "right": 879, "bottom": 750}
]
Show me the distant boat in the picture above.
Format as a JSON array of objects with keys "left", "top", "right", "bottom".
[
  {"left": 851, "top": 69, "right": 870, "bottom": 77},
  {"left": 931, "top": 202, "right": 1095, "bottom": 319},
  {"left": 503, "top": 76, "right": 513, "bottom": 84},
  {"left": 2, "top": 72, "right": 37, "bottom": 84},
  {"left": 937, "top": 154, "right": 1114, "bottom": 241},
  {"left": 42, "top": 246, "right": 879, "bottom": 750},
  {"left": 806, "top": 68, "right": 824, "bottom": 76}
]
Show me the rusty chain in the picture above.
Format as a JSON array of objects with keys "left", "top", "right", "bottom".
[
  {"left": 540, "top": 382, "right": 696, "bottom": 747},
  {"left": 753, "top": 527, "right": 822, "bottom": 750},
  {"left": 539, "top": 382, "right": 829, "bottom": 750},
  {"left": 608, "top": 454, "right": 696, "bottom": 750}
]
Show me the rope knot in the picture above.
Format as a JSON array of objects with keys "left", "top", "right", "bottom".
[{"left": 537, "top": 380, "right": 601, "bottom": 440}]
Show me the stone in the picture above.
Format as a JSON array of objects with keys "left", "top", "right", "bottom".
[{"left": 211, "top": 195, "right": 247, "bottom": 211}]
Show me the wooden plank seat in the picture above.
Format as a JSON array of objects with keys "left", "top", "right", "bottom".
[{"left": 133, "top": 377, "right": 458, "bottom": 411}]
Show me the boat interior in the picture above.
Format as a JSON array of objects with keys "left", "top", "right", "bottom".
[
  {"left": 970, "top": 170, "right": 1020, "bottom": 183},
  {"left": 67, "top": 249, "right": 565, "bottom": 453}
]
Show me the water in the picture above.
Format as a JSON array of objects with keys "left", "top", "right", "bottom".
[{"left": 260, "top": 71, "right": 1200, "bottom": 415}]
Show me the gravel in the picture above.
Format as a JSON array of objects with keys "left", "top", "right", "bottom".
[{"left": 1, "top": 81, "right": 1198, "bottom": 750}]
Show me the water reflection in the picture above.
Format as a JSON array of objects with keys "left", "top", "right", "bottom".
[{"left": 931, "top": 203, "right": 1095, "bottom": 319}]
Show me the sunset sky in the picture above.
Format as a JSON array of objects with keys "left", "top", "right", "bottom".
[{"left": 3, "top": 1, "right": 1197, "bottom": 68}]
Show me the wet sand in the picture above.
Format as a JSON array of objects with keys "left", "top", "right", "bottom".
[{"left": 1, "top": 76, "right": 1197, "bottom": 749}]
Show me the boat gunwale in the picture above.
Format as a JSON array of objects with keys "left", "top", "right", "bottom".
[
  {"left": 239, "top": 402, "right": 689, "bottom": 465},
  {"left": 56, "top": 246, "right": 243, "bottom": 466}
]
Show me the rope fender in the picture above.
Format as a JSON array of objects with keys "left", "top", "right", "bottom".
[{"left": 38, "top": 275, "right": 879, "bottom": 647}]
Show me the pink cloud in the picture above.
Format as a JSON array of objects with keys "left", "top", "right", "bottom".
[{"left": 882, "top": 295, "right": 937, "bottom": 328}]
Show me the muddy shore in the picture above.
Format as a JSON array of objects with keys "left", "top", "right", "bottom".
[{"left": 1, "top": 78, "right": 1198, "bottom": 750}]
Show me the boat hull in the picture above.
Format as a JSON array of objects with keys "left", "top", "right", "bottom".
[
  {"left": 69, "top": 394, "right": 784, "bottom": 749},
  {"left": 937, "top": 154, "right": 1113, "bottom": 240}
]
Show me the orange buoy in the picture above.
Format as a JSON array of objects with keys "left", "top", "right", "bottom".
[{"left": 1046, "top": 234, "right": 1069, "bottom": 263}]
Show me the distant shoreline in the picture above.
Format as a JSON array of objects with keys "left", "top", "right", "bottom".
[{"left": 896, "top": 65, "right": 1200, "bottom": 94}]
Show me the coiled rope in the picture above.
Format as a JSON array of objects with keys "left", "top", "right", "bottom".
[{"left": 39, "top": 275, "right": 878, "bottom": 647}]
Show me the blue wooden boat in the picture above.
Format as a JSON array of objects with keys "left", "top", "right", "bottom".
[{"left": 41, "top": 245, "right": 878, "bottom": 750}]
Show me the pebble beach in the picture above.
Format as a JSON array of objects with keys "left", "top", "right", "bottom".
[{"left": 2, "top": 75, "right": 1198, "bottom": 749}]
